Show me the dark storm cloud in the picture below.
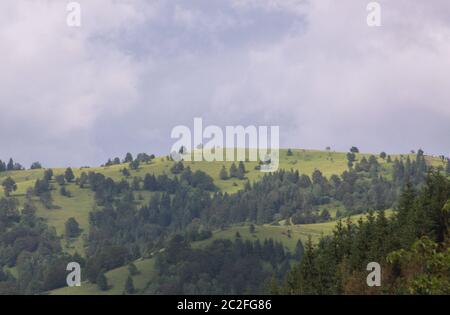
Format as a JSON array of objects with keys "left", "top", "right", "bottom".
[{"left": 0, "top": 0, "right": 449, "bottom": 167}]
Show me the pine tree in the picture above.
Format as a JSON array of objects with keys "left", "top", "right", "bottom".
[
  {"left": 7, "top": 158, "right": 14, "bottom": 171},
  {"left": 64, "top": 167, "right": 75, "bottom": 182},
  {"left": 124, "top": 275, "right": 135, "bottom": 294},
  {"left": 229, "top": 163, "right": 238, "bottom": 178},
  {"left": 395, "top": 183, "right": 417, "bottom": 246},
  {"left": 219, "top": 165, "right": 228, "bottom": 180},
  {"left": 96, "top": 272, "right": 108, "bottom": 291},
  {"left": 2, "top": 177, "right": 17, "bottom": 196},
  {"left": 124, "top": 152, "right": 133, "bottom": 163},
  {"left": 294, "top": 240, "right": 304, "bottom": 260},
  {"left": 237, "top": 161, "right": 246, "bottom": 179},
  {"left": 128, "top": 263, "right": 139, "bottom": 276},
  {"left": 281, "top": 237, "right": 321, "bottom": 294},
  {"left": 122, "top": 168, "right": 130, "bottom": 177},
  {"left": 446, "top": 158, "right": 450, "bottom": 175}
]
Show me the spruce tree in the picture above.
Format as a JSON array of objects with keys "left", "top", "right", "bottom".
[
  {"left": 7, "top": 158, "right": 14, "bottom": 171},
  {"left": 96, "top": 272, "right": 108, "bottom": 291},
  {"left": 124, "top": 275, "right": 135, "bottom": 294},
  {"left": 294, "top": 240, "right": 304, "bottom": 260},
  {"left": 298, "top": 237, "right": 318, "bottom": 294},
  {"left": 237, "top": 161, "right": 246, "bottom": 179},
  {"left": 128, "top": 263, "right": 139, "bottom": 276},
  {"left": 229, "top": 163, "right": 238, "bottom": 178},
  {"left": 64, "top": 167, "right": 75, "bottom": 182},
  {"left": 2, "top": 177, "right": 17, "bottom": 196},
  {"left": 219, "top": 165, "right": 228, "bottom": 180},
  {"left": 124, "top": 152, "right": 133, "bottom": 163},
  {"left": 446, "top": 158, "right": 450, "bottom": 175}
]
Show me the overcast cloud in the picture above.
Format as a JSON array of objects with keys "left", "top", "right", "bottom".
[{"left": 0, "top": 0, "right": 449, "bottom": 167}]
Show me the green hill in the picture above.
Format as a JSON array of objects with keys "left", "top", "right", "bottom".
[
  {"left": 0, "top": 148, "right": 445, "bottom": 295},
  {"left": 0, "top": 149, "right": 444, "bottom": 255}
]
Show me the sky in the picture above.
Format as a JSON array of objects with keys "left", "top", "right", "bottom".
[{"left": 0, "top": 0, "right": 450, "bottom": 167}]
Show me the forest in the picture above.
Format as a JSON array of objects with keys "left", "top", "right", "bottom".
[{"left": 0, "top": 150, "right": 448, "bottom": 294}]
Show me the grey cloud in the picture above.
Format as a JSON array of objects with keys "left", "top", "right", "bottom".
[{"left": 0, "top": 0, "right": 449, "bottom": 167}]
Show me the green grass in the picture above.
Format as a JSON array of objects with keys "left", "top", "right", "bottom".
[
  {"left": 192, "top": 223, "right": 326, "bottom": 252},
  {"left": 193, "top": 209, "right": 395, "bottom": 252}
]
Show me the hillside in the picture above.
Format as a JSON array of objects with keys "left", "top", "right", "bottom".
[
  {"left": 50, "top": 209, "right": 396, "bottom": 295},
  {"left": 0, "top": 148, "right": 446, "bottom": 295},
  {"left": 0, "top": 149, "right": 444, "bottom": 255}
]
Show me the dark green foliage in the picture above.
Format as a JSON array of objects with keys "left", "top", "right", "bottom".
[
  {"left": 170, "top": 161, "right": 184, "bottom": 174},
  {"left": 149, "top": 236, "right": 290, "bottom": 294},
  {"left": 237, "top": 161, "right": 246, "bottom": 179},
  {"left": 65, "top": 217, "right": 81, "bottom": 238},
  {"left": 105, "top": 157, "right": 122, "bottom": 166},
  {"left": 0, "top": 160, "right": 6, "bottom": 172},
  {"left": 124, "top": 153, "right": 133, "bottom": 163},
  {"left": 320, "top": 209, "right": 331, "bottom": 221},
  {"left": 7, "top": 158, "right": 14, "bottom": 171},
  {"left": 129, "top": 160, "right": 140, "bottom": 170},
  {"left": 132, "top": 177, "right": 141, "bottom": 190},
  {"left": 34, "top": 178, "right": 50, "bottom": 195},
  {"left": 143, "top": 173, "right": 157, "bottom": 190},
  {"left": 124, "top": 275, "right": 135, "bottom": 294},
  {"left": 446, "top": 158, "right": 450, "bottom": 175},
  {"left": 346, "top": 152, "right": 356, "bottom": 169},
  {"left": 121, "top": 168, "right": 130, "bottom": 177},
  {"left": 44, "top": 169, "right": 53, "bottom": 181},
  {"left": 294, "top": 240, "right": 304, "bottom": 260},
  {"left": 0, "top": 197, "right": 64, "bottom": 294},
  {"left": 96, "top": 272, "right": 109, "bottom": 291},
  {"left": 136, "top": 153, "right": 153, "bottom": 164},
  {"left": 85, "top": 245, "right": 129, "bottom": 283},
  {"left": 55, "top": 175, "right": 66, "bottom": 186},
  {"left": 64, "top": 167, "right": 75, "bottom": 182},
  {"left": 2, "top": 177, "right": 17, "bottom": 197},
  {"left": 219, "top": 165, "right": 228, "bottom": 180},
  {"left": 39, "top": 192, "right": 53, "bottom": 209},
  {"left": 128, "top": 263, "right": 139, "bottom": 276},
  {"left": 282, "top": 172, "right": 450, "bottom": 294},
  {"left": 78, "top": 172, "right": 88, "bottom": 188},
  {"left": 30, "top": 162, "right": 42, "bottom": 169},
  {"left": 229, "top": 162, "right": 238, "bottom": 178},
  {"left": 59, "top": 186, "right": 71, "bottom": 197}
]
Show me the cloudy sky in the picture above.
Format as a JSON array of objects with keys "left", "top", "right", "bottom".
[{"left": 1, "top": 0, "right": 450, "bottom": 167}]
